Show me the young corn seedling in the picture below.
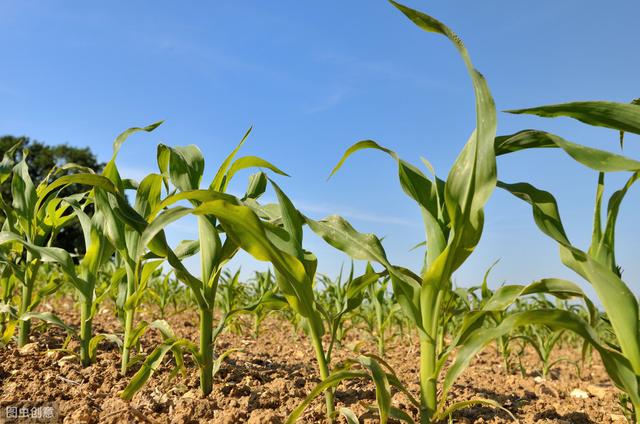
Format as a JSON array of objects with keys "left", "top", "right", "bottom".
[
  {"left": 297, "top": 3, "right": 605, "bottom": 422},
  {"left": 18, "top": 122, "right": 167, "bottom": 366},
  {"left": 216, "top": 269, "right": 248, "bottom": 335},
  {"left": 0, "top": 146, "right": 100, "bottom": 348},
  {"left": 246, "top": 270, "right": 286, "bottom": 339},
  {"left": 317, "top": 264, "right": 365, "bottom": 348},
  {"left": 301, "top": 2, "right": 500, "bottom": 421},
  {"left": 456, "top": 262, "right": 521, "bottom": 374},
  {"left": 0, "top": 142, "right": 20, "bottom": 340},
  {"left": 153, "top": 172, "right": 385, "bottom": 420},
  {"left": 146, "top": 270, "right": 188, "bottom": 319},
  {"left": 494, "top": 99, "right": 640, "bottom": 419},
  {"left": 364, "top": 275, "right": 400, "bottom": 356},
  {"left": 121, "top": 129, "right": 291, "bottom": 398}
]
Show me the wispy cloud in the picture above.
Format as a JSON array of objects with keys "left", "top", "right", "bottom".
[
  {"left": 305, "top": 87, "right": 349, "bottom": 114},
  {"left": 294, "top": 199, "right": 420, "bottom": 228},
  {"left": 314, "top": 51, "right": 458, "bottom": 92}
]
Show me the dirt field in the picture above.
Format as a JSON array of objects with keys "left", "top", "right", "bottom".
[{"left": 0, "top": 300, "right": 625, "bottom": 423}]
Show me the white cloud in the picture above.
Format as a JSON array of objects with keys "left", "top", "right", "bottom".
[
  {"left": 305, "top": 88, "right": 349, "bottom": 114},
  {"left": 294, "top": 199, "right": 420, "bottom": 228}
]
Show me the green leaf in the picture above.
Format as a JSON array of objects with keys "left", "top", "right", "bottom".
[
  {"left": 0, "top": 139, "right": 23, "bottom": 184},
  {"left": 20, "top": 311, "right": 75, "bottom": 334},
  {"left": 11, "top": 155, "right": 37, "bottom": 234},
  {"left": 339, "top": 408, "right": 360, "bottom": 424},
  {"left": 0, "top": 232, "right": 81, "bottom": 289},
  {"left": 192, "top": 199, "right": 316, "bottom": 319},
  {"left": 506, "top": 101, "right": 640, "bottom": 135},
  {"left": 120, "top": 339, "right": 189, "bottom": 401},
  {"left": 285, "top": 370, "right": 369, "bottom": 424},
  {"left": 499, "top": 181, "right": 640, "bottom": 375},
  {"left": 112, "top": 121, "right": 163, "bottom": 161},
  {"left": 223, "top": 156, "right": 288, "bottom": 191},
  {"left": 210, "top": 127, "right": 252, "bottom": 191},
  {"left": 443, "top": 309, "right": 640, "bottom": 408},
  {"left": 158, "top": 144, "right": 205, "bottom": 192},
  {"left": 329, "top": 140, "right": 397, "bottom": 178},
  {"left": 358, "top": 356, "right": 391, "bottom": 424},
  {"left": 134, "top": 174, "right": 164, "bottom": 219},
  {"left": 390, "top": 0, "right": 497, "bottom": 292},
  {"left": 495, "top": 130, "right": 640, "bottom": 172},
  {"left": 306, "top": 215, "right": 391, "bottom": 269}
]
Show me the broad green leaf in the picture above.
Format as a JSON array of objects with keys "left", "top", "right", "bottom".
[
  {"left": 358, "top": 355, "right": 391, "bottom": 424},
  {"left": 0, "top": 232, "right": 79, "bottom": 285},
  {"left": 506, "top": 101, "right": 640, "bottom": 135},
  {"left": 20, "top": 311, "right": 75, "bottom": 334},
  {"left": 134, "top": 174, "right": 164, "bottom": 219},
  {"left": 11, "top": 155, "right": 36, "bottom": 234},
  {"left": 495, "top": 130, "right": 640, "bottom": 172},
  {"left": 158, "top": 144, "right": 205, "bottom": 192},
  {"left": 192, "top": 199, "right": 315, "bottom": 318},
  {"left": 306, "top": 215, "right": 391, "bottom": 269},
  {"left": 120, "top": 338, "right": 191, "bottom": 401},
  {"left": 244, "top": 171, "right": 268, "bottom": 199},
  {"left": 443, "top": 309, "right": 640, "bottom": 408},
  {"left": 499, "top": 180, "right": 640, "bottom": 374},
  {"left": 285, "top": 370, "right": 369, "bottom": 424}
]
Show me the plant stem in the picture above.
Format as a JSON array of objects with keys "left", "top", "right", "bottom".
[
  {"left": 377, "top": 331, "right": 385, "bottom": 356},
  {"left": 121, "top": 263, "right": 136, "bottom": 375},
  {"left": 419, "top": 335, "right": 437, "bottom": 424},
  {"left": 309, "top": 321, "right": 335, "bottom": 423},
  {"left": 17, "top": 281, "right": 33, "bottom": 346},
  {"left": 200, "top": 307, "right": 214, "bottom": 396},
  {"left": 79, "top": 293, "right": 93, "bottom": 366},
  {"left": 17, "top": 255, "right": 36, "bottom": 347}
]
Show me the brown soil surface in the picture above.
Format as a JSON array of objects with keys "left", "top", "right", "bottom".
[{"left": 0, "top": 300, "right": 626, "bottom": 423}]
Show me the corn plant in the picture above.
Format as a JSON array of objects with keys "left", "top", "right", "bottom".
[
  {"left": 363, "top": 275, "right": 401, "bottom": 356},
  {"left": 290, "top": 3, "right": 607, "bottom": 422},
  {"left": 146, "top": 270, "right": 188, "bottom": 319},
  {"left": 120, "top": 129, "right": 292, "bottom": 398},
  {"left": 317, "top": 264, "right": 370, "bottom": 348},
  {"left": 494, "top": 100, "right": 640, "bottom": 419},
  {"left": 0, "top": 142, "right": 20, "bottom": 340},
  {"left": 19, "top": 122, "right": 167, "bottom": 366},
  {"left": 0, "top": 146, "right": 99, "bottom": 348},
  {"left": 299, "top": 2, "right": 500, "bottom": 420},
  {"left": 456, "top": 262, "right": 528, "bottom": 374},
  {"left": 149, "top": 171, "right": 385, "bottom": 419},
  {"left": 513, "top": 325, "right": 576, "bottom": 379},
  {"left": 246, "top": 270, "right": 286, "bottom": 338},
  {"left": 216, "top": 269, "right": 248, "bottom": 335}
]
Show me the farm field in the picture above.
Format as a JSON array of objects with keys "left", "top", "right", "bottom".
[
  {"left": 1, "top": 1, "right": 639, "bottom": 423},
  {"left": 0, "top": 299, "right": 623, "bottom": 423}
]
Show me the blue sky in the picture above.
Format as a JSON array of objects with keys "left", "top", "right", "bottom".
[{"left": 1, "top": 1, "right": 639, "bottom": 296}]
